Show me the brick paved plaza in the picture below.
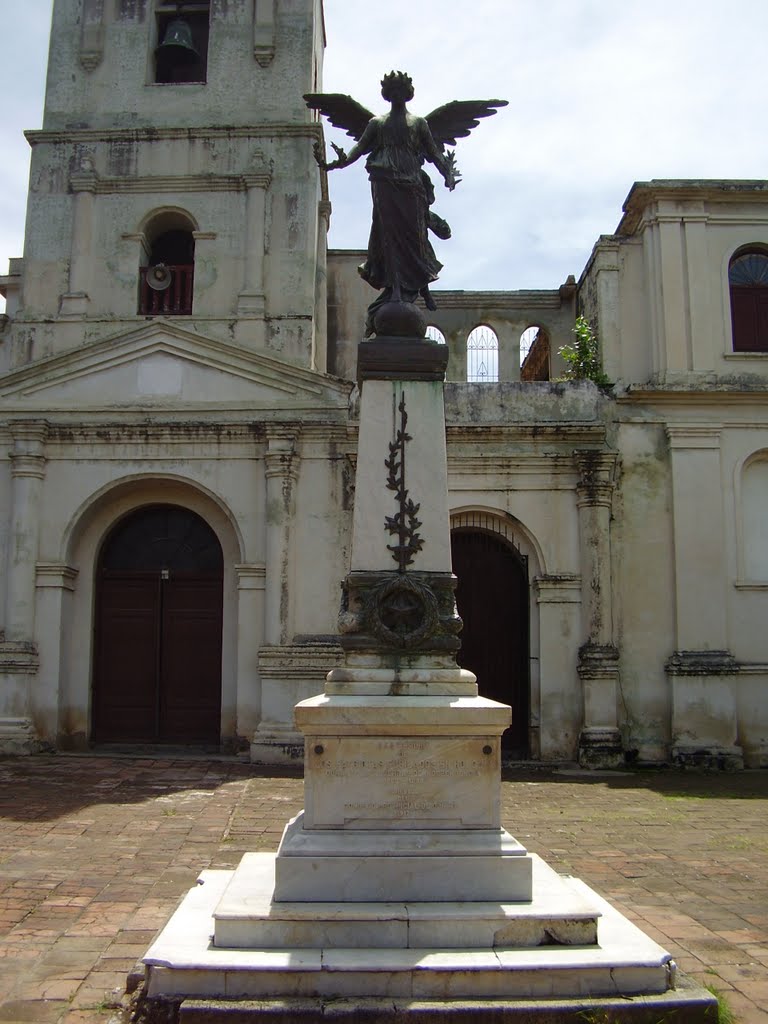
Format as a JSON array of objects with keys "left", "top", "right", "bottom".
[{"left": 0, "top": 755, "right": 765, "bottom": 1023}]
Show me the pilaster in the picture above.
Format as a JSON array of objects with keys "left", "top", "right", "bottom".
[
  {"left": 237, "top": 153, "right": 272, "bottom": 320},
  {"left": 0, "top": 421, "right": 48, "bottom": 754},
  {"left": 263, "top": 428, "right": 300, "bottom": 646},
  {"left": 253, "top": 0, "right": 277, "bottom": 67},
  {"left": 78, "top": 0, "right": 105, "bottom": 71},
  {"left": 574, "top": 450, "right": 622, "bottom": 767},
  {"left": 59, "top": 168, "right": 98, "bottom": 317}
]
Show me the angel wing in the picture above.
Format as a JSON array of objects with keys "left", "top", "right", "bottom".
[
  {"left": 425, "top": 99, "right": 508, "bottom": 149},
  {"left": 304, "top": 93, "right": 375, "bottom": 141}
]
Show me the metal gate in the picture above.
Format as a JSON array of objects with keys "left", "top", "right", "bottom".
[
  {"left": 92, "top": 505, "right": 223, "bottom": 744},
  {"left": 451, "top": 527, "right": 530, "bottom": 757}
]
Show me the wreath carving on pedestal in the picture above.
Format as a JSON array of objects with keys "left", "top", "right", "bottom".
[{"left": 367, "top": 574, "right": 439, "bottom": 649}]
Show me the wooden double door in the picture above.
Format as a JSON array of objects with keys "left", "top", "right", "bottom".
[
  {"left": 92, "top": 506, "right": 223, "bottom": 744},
  {"left": 451, "top": 528, "right": 530, "bottom": 758}
]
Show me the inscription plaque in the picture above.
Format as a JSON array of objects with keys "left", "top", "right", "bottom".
[{"left": 303, "top": 735, "right": 500, "bottom": 829}]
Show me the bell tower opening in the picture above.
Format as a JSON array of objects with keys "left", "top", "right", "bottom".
[
  {"left": 154, "top": 2, "right": 211, "bottom": 85},
  {"left": 138, "top": 211, "right": 196, "bottom": 316}
]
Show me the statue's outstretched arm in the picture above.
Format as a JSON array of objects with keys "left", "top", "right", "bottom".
[{"left": 314, "top": 118, "right": 376, "bottom": 172}]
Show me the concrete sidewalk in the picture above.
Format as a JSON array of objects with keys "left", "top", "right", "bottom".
[{"left": 0, "top": 755, "right": 765, "bottom": 1023}]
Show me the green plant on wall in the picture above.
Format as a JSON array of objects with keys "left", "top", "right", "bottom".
[{"left": 559, "top": 315, "right": 611, "bottom": 388}]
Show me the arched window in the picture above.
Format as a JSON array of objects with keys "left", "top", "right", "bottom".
[
  {"left": 138, "top": 212, "right": 196, "bottom": 316},
  {"left": 425, "top": 325, "right": 446, "bottom": 344},
  {"left": 729, "top": 249, "right": 768, "bottom": 352},
  {"left": 466, "top": 325, "right": 499, "bottom": 382},
  {"left": 520, "top": 325, "right": 550, "bottom": 381},
  {"left": 742, "top": 456, "right": 768, "bottom": 580}
]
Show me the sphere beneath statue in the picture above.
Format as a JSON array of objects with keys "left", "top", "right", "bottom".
[{"left": 373, "top": 300, "right": 427, "bottom": 340}]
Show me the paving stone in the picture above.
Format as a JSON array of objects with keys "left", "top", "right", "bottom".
[{"left": 0, "top": 756, "right": 766, "bottom": 1022}]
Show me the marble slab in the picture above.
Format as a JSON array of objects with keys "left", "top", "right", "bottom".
[
  {"left": 302, "top": 734, "right": 501, "bottom": 829},
  {"left": 351, "top": 379, "right": 452, "bottom": 574}
]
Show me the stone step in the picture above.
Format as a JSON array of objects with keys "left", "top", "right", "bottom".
[
  {"left": 144, "top": 870, "right": 681, "bottom": 1003},
  {"left": 178, "top": 979, "right": 718, "bottom": 1024},
  {"left": 214, "top": 852, "right": 596, "bottom": 949}
]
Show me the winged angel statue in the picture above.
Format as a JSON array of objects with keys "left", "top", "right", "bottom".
[{"left": 305, "top": 72, "right": 506, "bottom": 337}]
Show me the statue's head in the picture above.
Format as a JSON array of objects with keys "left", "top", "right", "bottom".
[{"left": 381, "top": 71, "right": 414, "bottom": 103}]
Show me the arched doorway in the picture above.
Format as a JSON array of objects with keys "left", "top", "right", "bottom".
[
  {"left": 451, "top": 527, "right": 530, "bottom": 757},
  {"left": 92, "top": 505, "right": 223, "bottom": 744}
]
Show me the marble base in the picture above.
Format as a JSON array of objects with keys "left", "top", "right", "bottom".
[
  {"left": 143, "top": 861, "right": 677, "bottom": 1002},
  {"left": 272, "top": 813, "right": 533, "bottom": 902}
]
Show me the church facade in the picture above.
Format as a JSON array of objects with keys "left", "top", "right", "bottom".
[{"left": 1, "top": 0, "right": 766, "bottom": 768}]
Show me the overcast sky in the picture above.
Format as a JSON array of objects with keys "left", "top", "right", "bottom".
[{"left": 2, "top": 0, "right": 767, "bottom": 302}]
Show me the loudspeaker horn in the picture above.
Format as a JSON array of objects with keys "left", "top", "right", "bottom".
[{"left": 146, "top": 263, "right": 173, "bottom": 291}]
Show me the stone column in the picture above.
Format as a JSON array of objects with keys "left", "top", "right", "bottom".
[
  {"left": 665, "top": 426, "right": 741, "bottom": 768},
  {"left": 0, "top": 422, "right": 47, "bottom": 753},
  {"left": 574, "top": 450, "right": 623, "bottom": 768},
  {"left": 263, "top": 428, "right": 299, "bottom": 646},
  {"left": 237, "top": 154, "right": 272, "bottom": 320},
  {"left": 497, "top": 324, "right": 521, "bottom": 383},
  {"left": 59, "top": 168, "right": 97, "bottom": 318}
]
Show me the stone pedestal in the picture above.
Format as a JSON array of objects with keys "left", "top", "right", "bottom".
[{"left": 142, "top": 329, "right": 715, "bottom": 1021}]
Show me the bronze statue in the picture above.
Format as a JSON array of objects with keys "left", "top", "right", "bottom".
[{"left": 305, "top": 72, "right": 506, "bottom": 337}]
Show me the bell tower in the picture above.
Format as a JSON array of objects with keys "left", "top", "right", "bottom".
[{"left": 8, "top": 0, "right": 328, "bottom": 369}]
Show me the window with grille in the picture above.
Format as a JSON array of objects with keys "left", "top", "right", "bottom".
[{"left": 466, "top": 325, "right": 499, "bottom": 382}]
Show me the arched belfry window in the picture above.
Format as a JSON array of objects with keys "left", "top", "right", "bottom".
[
  {"left": 139, "top": 212, "right": 196, "bottom": 316},
  {"left": 520, "top": 325, "right": 551, "bottom": 381},
  {"left": 154, "top": 1, "right": 210, "bottom": 85},
  {"left": 466, "top": 325, "right": 499, "bottom": 383},
  {"left": 729, "top": 249, "right": 768, "bottom": 352}
]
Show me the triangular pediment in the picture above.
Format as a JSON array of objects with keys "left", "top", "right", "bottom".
[{"left": 0, "top": 321, "right": 352, "bottom": 410}]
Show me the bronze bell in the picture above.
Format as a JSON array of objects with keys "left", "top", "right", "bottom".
[{"left": 156, "top": 18, "right": 200, "bottom": 64}]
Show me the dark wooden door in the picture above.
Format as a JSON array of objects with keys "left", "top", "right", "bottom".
[
  {"left": 451, "top": 528, "right": 529, "bottom": 757},
  {"left": 92, "top": 506, "right": 223, "bottom": 744}
]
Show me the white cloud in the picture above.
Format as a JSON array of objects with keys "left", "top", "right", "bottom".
[{"left": 1, "top": 0, "right": 766, "bottom": 307}]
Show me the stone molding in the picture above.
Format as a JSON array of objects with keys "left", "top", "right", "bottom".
[
  {"left": 35, "top": 564, "right": 79, "bottom": 591},
  {"left": 0, "top": 641, "right": 39, "bottom": 674},
  {"left": 533, "top": 574, "right": 582, "bottom": 604},
  {"left": 69, "top": 173, "right": 266, "bottom": 195},
  {"left": 236, "top": 564, "right": 266, "bottom": 591},
  {"left": 665, "top": 425, "right": 722, "bottom": 449},
  {"left": 27, "top": 125, "right": 323, "bottom": 146},
  {"left": 665, "top": 650, "right": 739, "bottom": 676},
  {"left": 577, "top": 643, "right": 620, "bottom": 680},
  {"left": 258, "top": 643, "right": 343, "bottom": 681},
  {"left": 9, "top": 420, "right": 48, "bottom": 479}
]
